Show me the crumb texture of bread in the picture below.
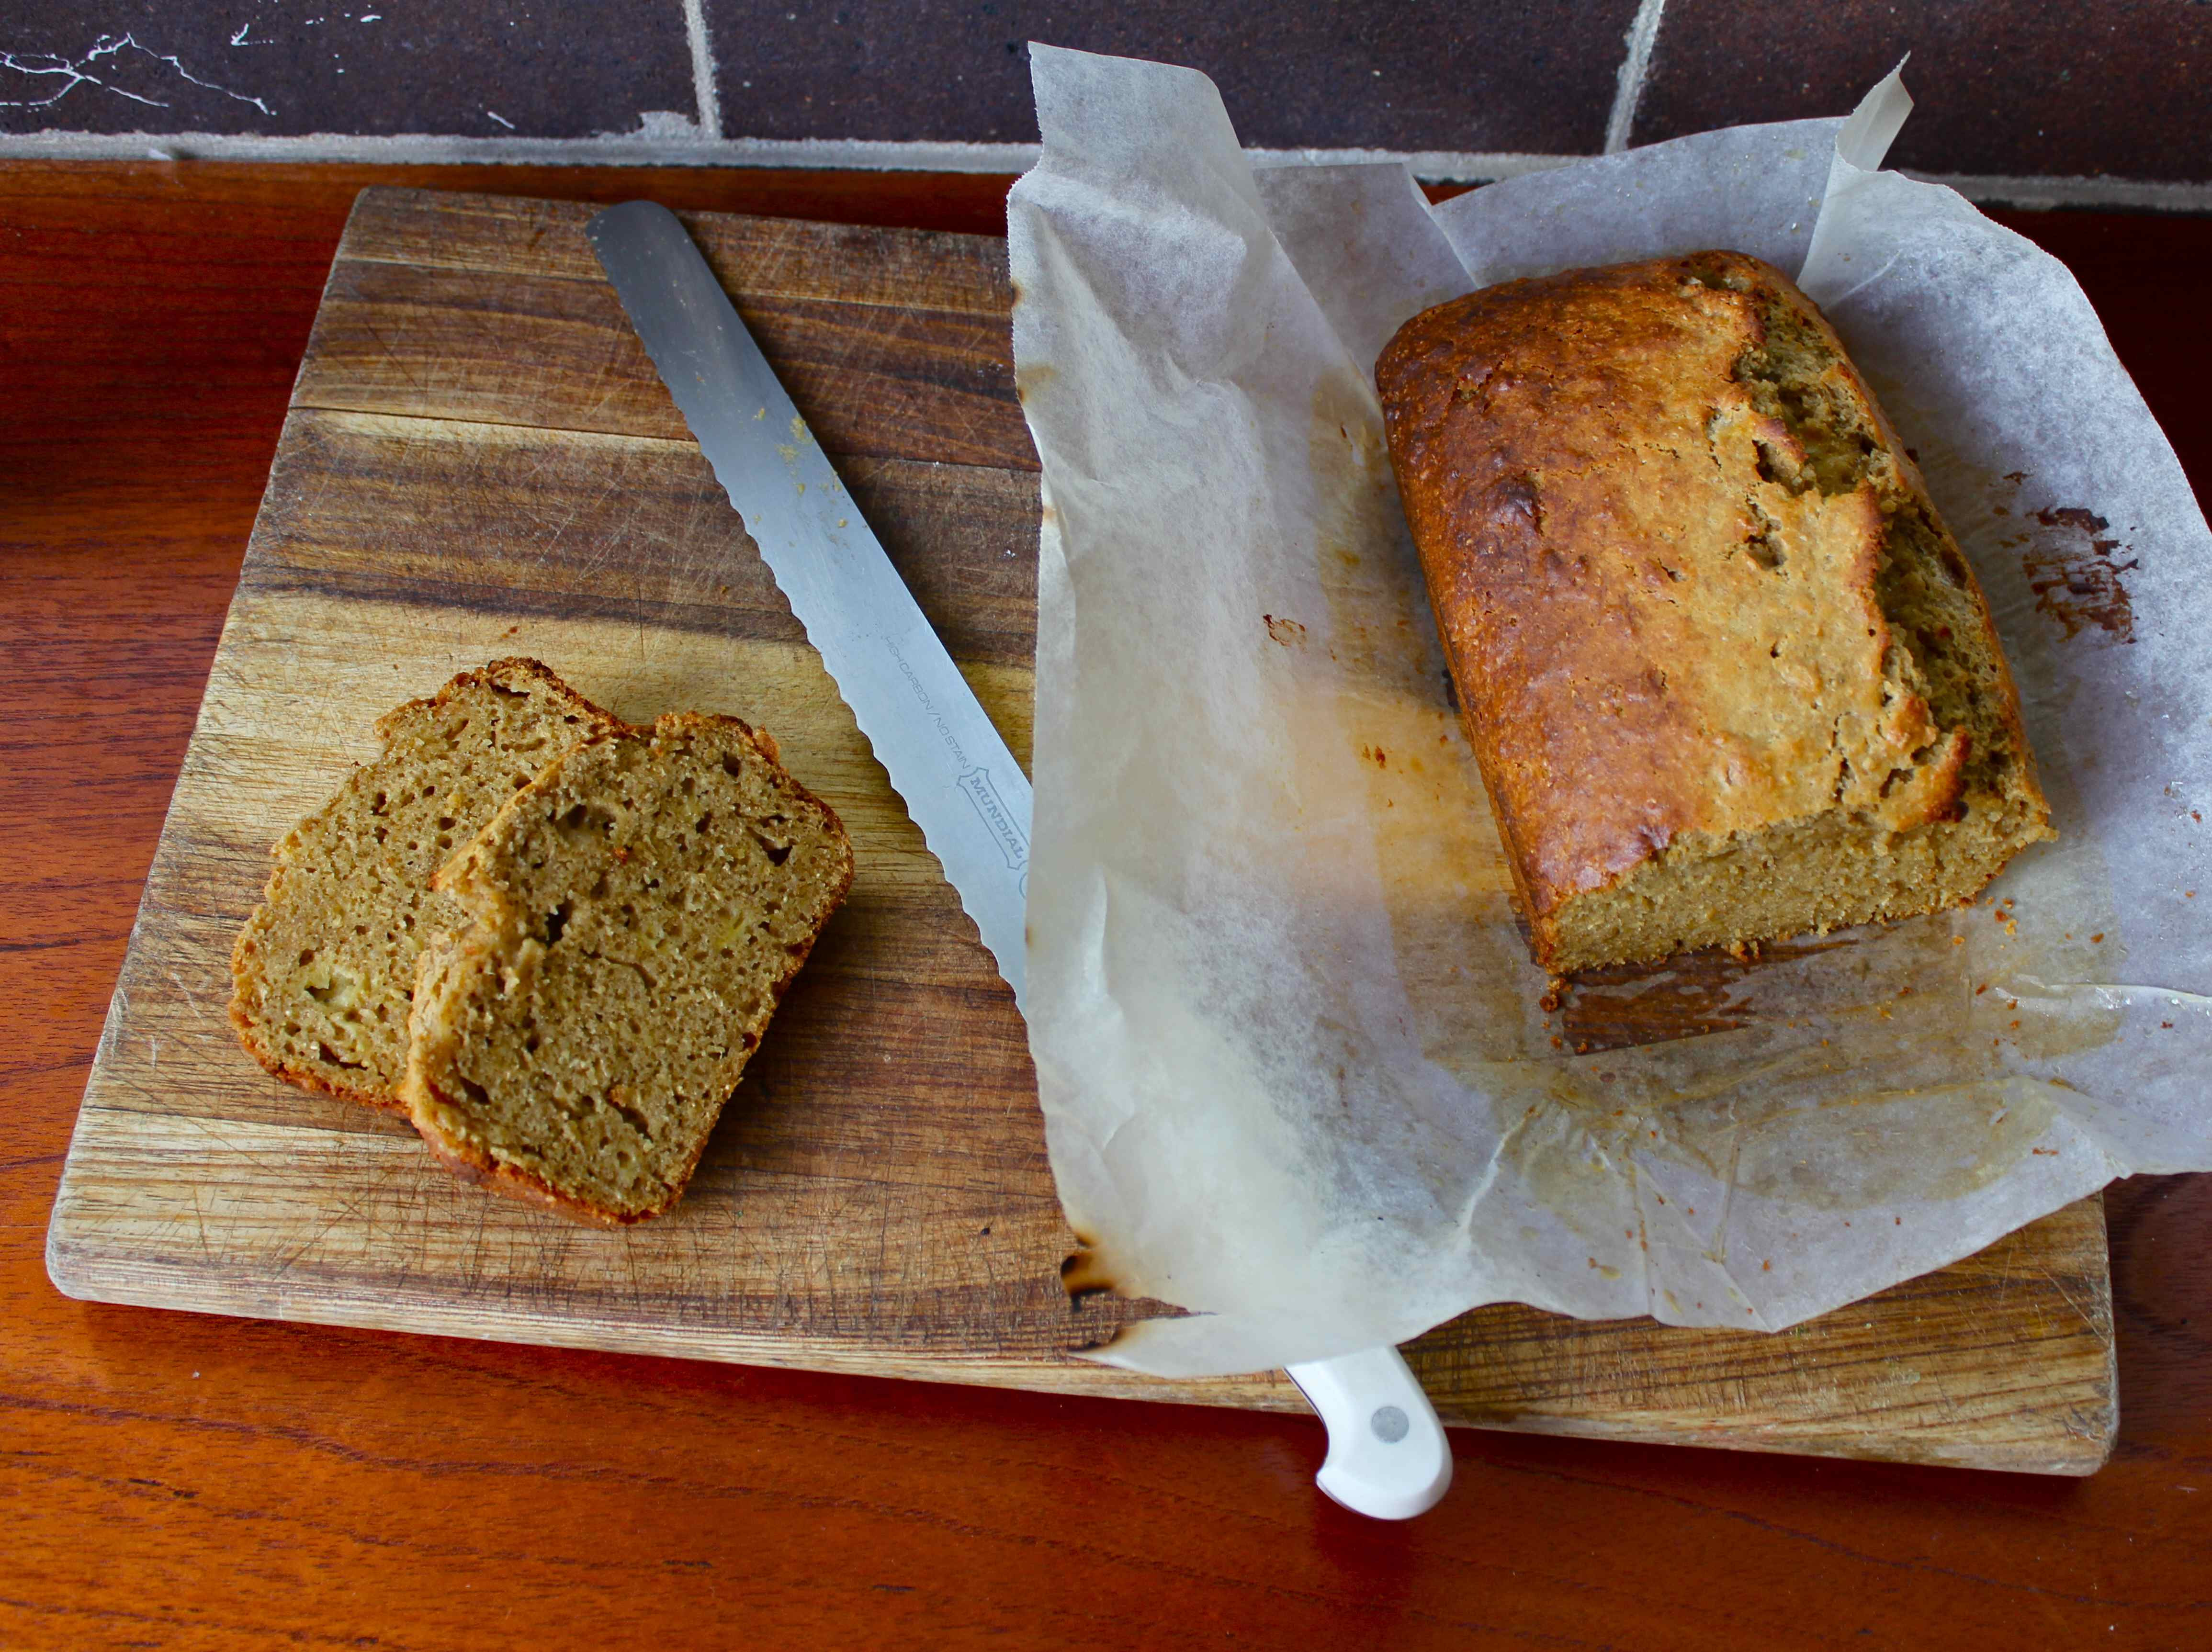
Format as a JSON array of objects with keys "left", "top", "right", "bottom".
[
  {"left": 402, "top": 714, "right": 856, "bottom": 1224},
  {"left": 228, "top": 659, "right": 619, "bottom": 1109},
  {"left": 1375, "top": 250, "right": 2054, "bottom": 973}
]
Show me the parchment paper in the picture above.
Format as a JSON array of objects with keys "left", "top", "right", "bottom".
[{"left": 1007, "top": 46, "right": 2212, "bottom": 1378}]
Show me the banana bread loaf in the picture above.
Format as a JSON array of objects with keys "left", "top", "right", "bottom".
[{"left": 1375, "top": 250, "right": 2052, "bottom": 974}]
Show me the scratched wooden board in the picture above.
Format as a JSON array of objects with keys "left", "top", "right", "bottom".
[{"left": 46, "top": 188, "right": 2116, "bottom": 1474}]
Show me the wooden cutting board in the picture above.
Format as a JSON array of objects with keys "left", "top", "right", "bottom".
[{"left": 46, "top": 187, "right": 2116, "bottom": 1474}]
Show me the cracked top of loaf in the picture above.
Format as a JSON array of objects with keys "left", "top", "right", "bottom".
[{"left": 1375, "top": 250, "right": 2047, "bottom": 964}]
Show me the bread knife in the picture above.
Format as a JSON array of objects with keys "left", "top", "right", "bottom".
[{"left": 587, "top": 201, "right": 1451, "bottom": 1521}]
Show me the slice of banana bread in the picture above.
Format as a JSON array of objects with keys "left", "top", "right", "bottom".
[
  {"left": 401, "top": 713, "right": 855, "bottom": 1224},
  {"left": 229, "top": 659, "right": 619, "bottom": 1110}
]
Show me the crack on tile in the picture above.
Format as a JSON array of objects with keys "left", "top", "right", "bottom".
[{"left": 1, "top": 32, "right": 275, "bottom": 116}]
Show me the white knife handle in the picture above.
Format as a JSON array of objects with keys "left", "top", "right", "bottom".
[{"left": 1284, "top": 1345, "right": 1453, "bottom": 1520}]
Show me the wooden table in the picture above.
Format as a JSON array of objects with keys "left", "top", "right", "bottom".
[{"left": 5, "top": 160, "right": 2209, "bottom": 1651}]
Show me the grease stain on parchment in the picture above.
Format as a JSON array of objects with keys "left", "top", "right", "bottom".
[
  {"left": 1298, "top": 375, "right": 2128, "bottom": 1265},
  {"left": 2020, "top": 506, "right": 2138, "bottom": 643},
  {"left": 1306, "top": 373, "right": 1534, "bottom": 1074}
]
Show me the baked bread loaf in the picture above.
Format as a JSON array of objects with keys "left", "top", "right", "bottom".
[
  {"left": 1375, "top": 250, "right": 2053, "bottom": 974},
  {"left": 401, "top": 713, "right": 855, "bottom": 1224},
  {"left": 229, "top": 658, "right": 618, "bottom": 1109}
]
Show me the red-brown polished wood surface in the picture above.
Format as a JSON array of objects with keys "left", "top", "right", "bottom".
[{"left": 5, "top": 162, "right": 2210, "bottom": 1650}]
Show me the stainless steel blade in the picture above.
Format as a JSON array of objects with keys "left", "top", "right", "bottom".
[
  {"left": 588, "top": 201, "right": 1030, "bottom": 1007},
  {"left": 591, "top": 203, "right": 1452, "bottom": 1517}
]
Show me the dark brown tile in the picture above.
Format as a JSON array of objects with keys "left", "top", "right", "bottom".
[
  {"left": 707, "top": 1, "right": 1645, "bottom": 155},
  {"left": 1636, "top": 0, "right": 2212, "bottom": 182},
  {"left": 0, "top": 1, "right": 694, "bottom": 138}
]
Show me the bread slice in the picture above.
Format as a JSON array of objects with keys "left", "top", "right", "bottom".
[
  {"left": 401, "top": 713, "right": 855, "bottom": 1224},
  {"left": 1375, "top": 251, "right": 2053, "bottom": 974},
  {"left": 229, "top": 658, "right": 620, "bottom": 1110}
]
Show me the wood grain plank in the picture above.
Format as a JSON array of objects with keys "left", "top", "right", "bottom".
[
  {"left": 243, "top": 408, "right": 1041, "bottom": 668},
  {"left": 45, "top": 184, "right": 2119, "bottom": 1477},
  {"left": 297, "top": 207, "right": 1035, "bottom": 469},
  {"left": 338, "top": 188, "right": 1018, "bottom": 316},
  {"left": 1405, "top": 1196, "right": 2113, "bottom": 1471}
]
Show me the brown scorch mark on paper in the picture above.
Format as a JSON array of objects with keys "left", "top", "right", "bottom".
[
  {"left": 1264, "top": 613, "right": 1308, "bottom": 646},
  {"left": 2021, "top": 507, "right": 2137, "bottom": 642},
  {"left": 1060, "top": 1239, "right": 1116, "bottom": 1299}
]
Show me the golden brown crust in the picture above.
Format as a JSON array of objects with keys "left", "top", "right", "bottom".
[
  {"left": 1377, "top": 251, "right": 2048, "bottom": 969},
  {"left": 368, "top": 655, "right": 624, "bottom": 747}
]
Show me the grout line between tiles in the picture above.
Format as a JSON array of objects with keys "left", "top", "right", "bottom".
[
  {"left": 1907, "top": 171, "right": 2212, "bottom": 212},
  {"left": 0, "top": 126, "right": 1571, "bottom": 180},
  {"left": 1603, "top": 0, "right": 1668, "bottom": 155},
  {"left": 681, "top": 0, "right": 723, "bottom": 140},
  {"left": 5, "top": 127, "right": 2212, "bottom": 213}
]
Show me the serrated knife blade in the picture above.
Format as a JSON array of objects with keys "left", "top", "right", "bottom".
[
  {"left": 588, "top": 201, "right": 1449, "bottom": 1521},
  {"left": 587, "top": 201, "right": 1031, "bottom": 1008}
]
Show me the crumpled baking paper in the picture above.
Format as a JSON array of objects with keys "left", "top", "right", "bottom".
[{"left": 1007, "top": 45, "right": 2212, "bottom": 1377}]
